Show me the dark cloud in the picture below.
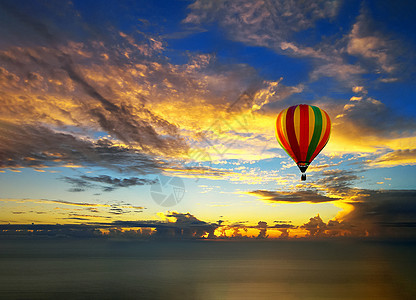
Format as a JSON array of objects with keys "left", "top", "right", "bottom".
[
  {"left": 0, "top": 216, "right": 293, "bottom": 240},
  {"left": 249, "top": 189, "right": 340, "bottom": 203},
  {"left": 4, "top": 192, "right": 416, "bottom": 239},
  {"left": 68, "top": 188, "right": 86, "bottom": 193},
  {"left": 0, "top": 121, "right": 167, "bottom": 174},
  {"left": 342, "top": 189, "right": 416, "bottom": 238},
  {"left": 298, "top": 189, "right": 416, "bottom": 238},
  {"left": 0, "top": 45, "right": 189, "bottom": 155},
  {"left": 277, "top": 229, "right": 290, "bottom": 239},
  {"left": 0, "top": 223, "right": 104, "bottom": 238},
  {"left": 301, "top": 214, "right": 327, "bottom": 237},
  {"left": 334, "top": 97, "right": 416, "bottom": 140},
  {"left": 83, "top": 175, "right": 158, "bottom": 187},
  {"left": 63, "top": 174, "right": 158, "bottom": 192},
  {"left": 59, "top": 57, "right": 188, "bottom": 155},
  {"left": 0, "top": 1, "right": 57, "bottom": 45},
  {"left": 112, "top": 212, "right": 219, "bottom": 239},
  {"left": 300, "top": 213, "right": 367, "bottom": 238},
  {"left": 256, "top": 221, "right": 268, "bottom": 239},
  {"left": 315, "top": 169, "right": 361, "bottom": 195},
  {"left": 64, "top": 217, "right": 90, "bottom": 221},
  {"left": 271, "top": 223, "right": 295, "bottom": 229},
  {"left": 63, "top": 177, "right": 94, "bottom": 192},
  {"left": 109, "top": 207, "right": 124, "bottom": 215},
  {"left": 0, "top": 1, "right": 189, "bottom": 174}
]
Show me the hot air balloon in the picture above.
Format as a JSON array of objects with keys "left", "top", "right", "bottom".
[{"left": 275, "top": 104, "right": 331, "bottom": 181}]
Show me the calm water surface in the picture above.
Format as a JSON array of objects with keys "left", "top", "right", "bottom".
[{"left": 0, "top": 239, "right": 415, "bottom": 299}]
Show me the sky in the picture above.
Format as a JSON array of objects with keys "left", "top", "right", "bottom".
[{"left": 1, "top": 0, "right": 416, "bottom": 239}]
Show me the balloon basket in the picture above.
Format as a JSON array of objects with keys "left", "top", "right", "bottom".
[{"left": 301, "top": 173, "right": 306, "bottom": 181}]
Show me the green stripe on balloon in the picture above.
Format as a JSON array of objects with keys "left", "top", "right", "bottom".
[{"left": 306, "top": 106, "right": 322, "bottom": 162}]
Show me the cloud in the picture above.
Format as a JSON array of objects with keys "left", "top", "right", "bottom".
[
  {"left": 311, "top": 8, "right": 412, "bottom": 82},
  {"left": 59, "top": 57, "right": 188, "bottom": 156},
  {"left": 183, "top": 1, "right": 343, "bottom": 63},
  {"left": 310, "top": 62, "right": 365, "bottom": 81},
  {"left": 0, "top": 1, "right": 60, "bottom": 45},
  {"left": 329, "top": 94, "right": 416, "bottom": 154},
  {"left": 347, "top": 11, "right": 397, "bottom": 74},
  {"left": 184, "top": 0, "right": 416, "bottom": 86},
  {"left": 1, "top": 197, "right": 141, "bottom": 208},
  {"left": 0, "top": 211, "right": 218, "bottom": 239},
  {"left": 379, "top": 77, "right": 399, "bottom": 83},
  {"left": 3, "top": 195, "right": 416, "bottom": 239},
  {"left": 0, "top": 224, "right": 104, "bottom": 238},
  {"left": 63, "top": 175, "right": 158, "bottom": 192},
  {"left": 183, "top": 0, "right": 372, "bottom": 84},
  {"left": 248, "top": 189, "right": 340, "bottom": 203},
  {"left": 352, "top": 86, "right": 365, "bottom": 93},
  {"left": 0, "top": 2, "right": 192, "bottom": 174},
  {"left": 0, "top": 197, "right": 147, "bottom": 225},
  {"left": 0, "top": 198, "right": 146, "bottom": 224},
  {"left": 295, "top": 189, "right": 416, "bottom": 238},
  {"left": 279, "top": 42, "right": 327, "bottom": 60},
  {"left": 337, "top": 189, "right": 416, "bottom": 238},
  {"left": 0, "top": 197, "right": 111, "bottom": 208},
  {"left": 63, "top": 177, "right": 94, "bottom": 192},
  {"left": 115, "top": 212, "right": 219, "bottom": 239},
  {"left": 184, "top": 0, "right": 340, "bottom": 46},
  {"left": 369, "top": 149, "right": 416, "bottom": 168},
  {"left": 256, "top": 221, "right": 268, "bottom": 238},
  {"left": 164, "top": 212, "right": 208, "bottom": 226},
  {"left": 301, "top": 214, "right": 327, "bottom": 237},
  {"left": 279, "top": 41, "right": 368, "bottom": 83},
  {"left": 0, "top": 0, "right": 414, "bottom": 193},
  {"left": 0, "top": 3, "right": 305, "bottom": 175},
  {"left": 314, "top": 169, "right": 361, "bottom": 195},
  {"left": 0, "top": 121, "right": 168, "bottom": 173},
  {"left": 0, "top": 45, "right": 188, "bottom": 154},
  {"left": 3, "top": 0, "right": 380, "bottom": 188}
]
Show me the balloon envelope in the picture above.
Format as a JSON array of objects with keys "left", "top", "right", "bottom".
[{"left": 275, "top": 104, "right": 331, "bottom": 174}]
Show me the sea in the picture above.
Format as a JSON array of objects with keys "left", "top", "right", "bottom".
[{"left": 0, "top": 239, "right": 415, "bottom": 299}]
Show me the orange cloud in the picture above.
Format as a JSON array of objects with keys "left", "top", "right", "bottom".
[{"left": 368, "top": 149, "right": 416, "bottom": 168}]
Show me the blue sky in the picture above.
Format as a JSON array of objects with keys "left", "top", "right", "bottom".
[{"left": 0, "top": 0, "right": 416, "bottom": 238}]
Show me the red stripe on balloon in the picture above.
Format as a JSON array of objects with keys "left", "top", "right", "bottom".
[
  {"left": 299, "top": 104, "right": 309, "bottom": 162},
  {"left": 286, "top": 105, "right": 301, "bottom": 162}
]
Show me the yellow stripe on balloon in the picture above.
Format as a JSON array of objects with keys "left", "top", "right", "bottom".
[
  {"left": 281, "top": 108, "right": 289, "bottom": 145},
  {"left": 277, "top": 109, "right": 283, "bottom": 145},
  {"left": 318, "top": 108, "right": 327, "bottom": 144}
]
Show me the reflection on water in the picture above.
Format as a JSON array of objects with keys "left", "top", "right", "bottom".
[{"left": 0, "top": 239, "right": 415, "bottom": 299}]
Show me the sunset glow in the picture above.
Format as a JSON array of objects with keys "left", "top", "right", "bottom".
[{"left": 1, "top": 0, "right": 416, "bottom": 241}]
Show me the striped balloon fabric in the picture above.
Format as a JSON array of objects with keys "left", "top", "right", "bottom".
[{"left": 275, "top": 104, "right": 331, "bottom": 178}]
